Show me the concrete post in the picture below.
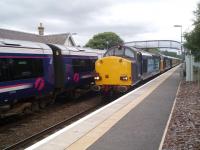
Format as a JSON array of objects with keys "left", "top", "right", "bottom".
[{"left": 185, "top": 54, "right": 194, "bottom": 81}]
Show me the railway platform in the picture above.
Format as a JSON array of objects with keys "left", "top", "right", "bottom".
[{"left": 26, "top": 65, "right": 181, "bottom": 150}]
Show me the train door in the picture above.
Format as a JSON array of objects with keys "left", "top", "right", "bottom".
[
  {"left": 137, "top": 52, "right": 142, "bottom": 79},
  {"left": 48, "top": 44, "right": 65, "bottom": 89}
]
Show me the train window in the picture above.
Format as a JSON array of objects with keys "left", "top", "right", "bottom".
[
  {"left": 147, "top": 58, "right": 154, "bottom": 72},
  {"left": 12, "top": 59, "right": 42, "bottom": 80},
  {"left": 72, "top": 60, "right": 78, "bottom": 72},
  {"left": 0, "top": 58, "right": 44, "bottom": 82},
  {"left": 142, "top": 59, "right": 147, "bottom": 73},
  {"left": 90, "top": 59, "right": 96, "bottom": 71},
  {"left": 0, "top": 63, "right": 1, "bottom": 81},
  {"left": 0, "top": 59, "right": 11, "bottom": 82},
  {"left": 12, "top": 59, "right": 30, "bottom": 79},
  {"left": 72, "top": 59, "right": 96, "bottom": 73},
  {"left": 154, "top": 58, "right": 160, "bottom": 70},
  {"left": 125, "top": 48, "right": 135, "bottom": 58},
  {"left": 32, "top": 59, "right": 44, "bottom": 77}
]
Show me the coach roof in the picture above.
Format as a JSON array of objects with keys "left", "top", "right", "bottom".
[{"left": 0, "top": 38, "right": 51, "bottom": 50}]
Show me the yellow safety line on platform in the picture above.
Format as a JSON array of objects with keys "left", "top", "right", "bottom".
[{"left": 66, "top": 66, "right": 179, "bottom": 150}]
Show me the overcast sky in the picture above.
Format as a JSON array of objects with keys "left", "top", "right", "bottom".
[{"left": 0, "top": 0, "right": 199, "bottom": 46}]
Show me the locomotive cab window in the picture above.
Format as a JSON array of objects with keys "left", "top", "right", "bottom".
[
  {"left": 104, "top": 49, "right": 114, "bottom": 56},
  {"left": 114, "top": 48, "right": 124, "bottom": 56},
  {"left": 104, "top": 47, "right": 135, "bottom": 58},
  {"left": 104, "top": 47, "right": 125, "bottom": 57}
]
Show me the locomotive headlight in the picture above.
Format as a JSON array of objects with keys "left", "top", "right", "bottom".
[
  {"left": 94, "top": 76, "right": 100, "bottom": 80},
  {"left": 120, "top": 75, "right": 128, "bottom": 81},
  {"left": 94, "top": 73, "right": 101, "bottom": 81}
]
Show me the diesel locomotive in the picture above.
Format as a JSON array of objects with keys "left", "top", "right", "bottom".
[
  {"left": 93, "top": 45, "right": 180, "bottom": 95},
  {"left": 0, "top": 38, "right": 105, "bottom": 118}
]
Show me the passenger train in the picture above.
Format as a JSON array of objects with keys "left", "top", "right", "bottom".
[
  {"left": 0, "top": 39, "right": 105, "bottom": 118},
  {"left": 93, "top": 45, "right": 180, "bottom": 96}
]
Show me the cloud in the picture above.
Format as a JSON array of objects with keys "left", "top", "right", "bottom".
[
  {"left": 0, "top": 0, "right": 157, "bottom": 43},
  {"left": 0, "top": 0, "right": 111, "bottom": 27},
  {"left": 0, "top": 0, "right": 199, "bottom": 45}
]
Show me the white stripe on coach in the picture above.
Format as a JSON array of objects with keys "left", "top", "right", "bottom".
[{"left": 0, "top": 84, "right": 32, "bottom": 93}]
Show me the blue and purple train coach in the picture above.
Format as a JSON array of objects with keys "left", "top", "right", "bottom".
[{"left": 0, "top": 39, "right": 105, "bottom": 118}]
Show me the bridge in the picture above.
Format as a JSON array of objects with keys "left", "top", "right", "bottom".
[{"left": 124, "top": 40, "right": 181, "bottom": 50}]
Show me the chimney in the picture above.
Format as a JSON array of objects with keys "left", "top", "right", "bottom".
[{"left": 38, "top": 23, "right": 44, "bottom": 36}]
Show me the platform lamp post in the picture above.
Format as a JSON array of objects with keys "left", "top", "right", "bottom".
[
  {"left": 174, "top": 24, "right": 186, "bottom": 78},
  {"left": 173, "top": 25, "right": 183, "bottom": 59}
]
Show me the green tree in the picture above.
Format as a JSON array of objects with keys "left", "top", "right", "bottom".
[
  {"left": 184, "top": 3, "right": 200, "bottom": 60},
  {"left": 85, "top": 32, "right": 123, "bottom": 49},
  {"left": 146, "top": 48, "right": 181, "bottom": 59},
  {"left": 146, "top": 48, "right": 161, "bottom": 54},
  {"left": 162, "top": 50, "right": 182, "bottom": 59}
]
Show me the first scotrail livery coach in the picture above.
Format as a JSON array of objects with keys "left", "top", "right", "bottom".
[{"left": 0, "top": 39, "right": 104, "bottom": 118}]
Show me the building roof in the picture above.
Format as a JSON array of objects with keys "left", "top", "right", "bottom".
[{"left": 0, "top": 28, "right": 75, "bottom": 46}]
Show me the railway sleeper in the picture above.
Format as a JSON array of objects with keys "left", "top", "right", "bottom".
[
  {"left": 65, "top": 88, "right": 91, "bottom": 100},
  {"left": 0, "top": 95, "right": 55, "bottom": 118},
  {"left": 0, "top": 102, "right": 32, "bottom": 118}
]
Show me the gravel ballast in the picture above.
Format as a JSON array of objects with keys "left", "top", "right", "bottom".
[{"left": 162, "top": 81, "right": 200, "bottom": 150}]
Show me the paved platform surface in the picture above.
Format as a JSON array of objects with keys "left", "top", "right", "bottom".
[
  {"left": 87, "top": 69, "right": 180, "bottom": 150},
  {"left": 26, "top": 66, "right": 180, "bottom": 150}
]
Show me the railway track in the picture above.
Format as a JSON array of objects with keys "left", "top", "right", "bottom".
[
  {"left": 0, "top": 92, "right": 104, "bottom": 150},
  {"left": 4, "top": 103, "right": 103, "bottom": 150}
]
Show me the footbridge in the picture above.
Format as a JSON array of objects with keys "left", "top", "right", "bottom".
[{"left": 124, "top": 40, "right": 181, "bottom": 50}]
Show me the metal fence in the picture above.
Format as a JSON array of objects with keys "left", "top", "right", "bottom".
[{"left": 185, "top": 54, "right": 200, "bottom": 87}]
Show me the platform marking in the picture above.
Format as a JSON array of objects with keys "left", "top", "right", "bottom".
[
  {"left": 158, "top": 82, "right": 181, "bottom": 150},
  {"left": 26, "top": 66, "right": 180, "bottom": 150},
  {"left": 67, "top": 67, "right": 179, "bottom": 150}
]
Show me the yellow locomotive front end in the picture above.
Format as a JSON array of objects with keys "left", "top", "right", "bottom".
[{"left": 94, "top": 56, "right": 132, "bottom": 93}]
